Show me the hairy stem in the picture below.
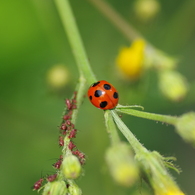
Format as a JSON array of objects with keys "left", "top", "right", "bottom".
[
  {"left": 71, "top": 76, "right": 87, "bottom": 124},
  {"left": 116, "top": 107, "right": 178, "bottom": 125},
  {"left": 104, "top": 110, "right": 121, "bottom": 145},
  {"left": 111, "top": 110, "right": 147, "bottom": 154}
]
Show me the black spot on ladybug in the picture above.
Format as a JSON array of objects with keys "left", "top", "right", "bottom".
[
  {"left": 89, "top": 96, "right": 92, "bottom": 100},
  {"left": 100, "top": 101, "right": 107, "bottom": 108},
  {"left": 91, "top": 81, "right": 100, "bottom": 87},
  {"left": 94, "top": 90, "right": 103, "bottom": 97},
  {"left": 113, "top": 92, "right": 118, "bottom": 99},
  {"left": 104, "top": 84, "right": 111, "bottom": 90}
]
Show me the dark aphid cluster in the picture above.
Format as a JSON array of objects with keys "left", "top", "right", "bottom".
[
  {"left": 32, "top": 173, "right": 58, "bottom": 191},
  {"left": 53, "top": 155, "right": 63, "bottom": 169},
  {"left": 33, "top": 91, "right": 85, "bottom": 191},
  {"left": 33, "top": 156, "right": 62, "bottom": 190},
  {"left": 72, "top": 149, "right": 85, "bottom": 164},
  {"left": 68, "top": 141, "right": 76, "bottom": 150},
  {"left": 59, "top": 92, "right": 77, "bottom": 139},
  {"left": 58, "top": 92, "right": 85, "bottom": 165}
]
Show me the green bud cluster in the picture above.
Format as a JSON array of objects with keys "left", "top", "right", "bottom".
[{"left": 105, "top": 142, "right": 139, "bottom": 187}]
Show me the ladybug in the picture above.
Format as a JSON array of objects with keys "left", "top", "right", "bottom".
[{"left": 88, "top": 80, "right": 119, "bottom": 110}]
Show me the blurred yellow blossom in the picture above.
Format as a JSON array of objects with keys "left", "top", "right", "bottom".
[
  {"left": 134, "top": 0, "right": 161, "bottom": 22},
  {"left": 105, "top": 142, "right": 139, "bottom": 187},
  {"left": 136, "top": 151, "right": 185, "bottom": 195},
  {"left": 155, "top": 188, "right": 185, "bottom": 195},
  {"left": 116, "top": 39, "right": 146, "bottom": 80},
  {"left": 47, "top": 64, "right": 69, "bottom": 88}
]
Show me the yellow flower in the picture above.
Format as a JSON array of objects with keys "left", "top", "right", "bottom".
[
  {"left": 116, "top": 39, "right": 146, "bottom": 80},
  {"left": 136, "top": 151, "right": 185, "bottom": 195},
  {"left": 155, "top": 188, "right": 185, "bottom": 195}
]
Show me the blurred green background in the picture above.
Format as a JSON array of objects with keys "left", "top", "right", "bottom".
[{"left": 1, "top": 0, "right": 195, "bottom": 194}]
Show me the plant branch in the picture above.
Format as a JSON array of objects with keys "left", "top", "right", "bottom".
[
  {"left": 87, "top": 0, "right": 176, "bottom": 66},
  {"left": 87, "top": 0, "right": 142, "bottom": 41},
  {"left": 116, "top": 107, "right": 178, "bottom": 125},
  {"left": 111, "top": 110, "right": 147, "bottom": 154},
  {"left": 71, "top": 76, "right": 88, "bottom": 124},
  {"left": 54, "top": 0, "right": 96, "bottom": 85},
  {"left": 104, "top": 110, "right": 121, "bottom": 145}
]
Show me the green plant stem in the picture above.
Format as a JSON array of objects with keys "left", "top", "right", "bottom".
[
  {"left": 54, "top": 0, "right": 96, "bottom": 85},
  {"left": 111, "top": 110, "right": 147, "bottom": 154},
  {"left": 71, "top": 75, "right": 87, "bottom": 124},
  {"left": 87, "top": 0, "right": 142, "bottom": 41},
  {"left": 60, "top": 75, "right": 87, "bottom": 126},
  {"left": 116, "top": 107, "right": 178, "bottom": 125},
  {"left": 87, "top": 0, "right": 171, "bottom": 60},
  {"left": 104, "top": 110, "right": 121, "bottom": 145},
  {"left": 87, "top": 0, "right": 149, "bottom": 46}
]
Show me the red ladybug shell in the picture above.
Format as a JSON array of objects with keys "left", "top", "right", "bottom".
[{"left": 88, "top": 80, "right": 119, "bottom": 110}]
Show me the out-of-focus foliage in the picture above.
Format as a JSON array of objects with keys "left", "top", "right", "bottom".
[{"left": 0, "top": 0, "right": 195, "bottom": 194}]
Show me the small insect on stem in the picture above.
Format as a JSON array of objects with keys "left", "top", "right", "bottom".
[
  {"left": 88, "top": 80, "right": 119, "bottom": 110},
  {"left": 33, "top": 178, "right": 44, "bottom": 190},
  {"left": 59, "top": 136, "right": 64, "bottom": 147},
  {"left": 46, "top": 174, "right": 57, "bottom": 182},
  {"left": 53, "top": 155, "right": 63, "bottom": 169}
]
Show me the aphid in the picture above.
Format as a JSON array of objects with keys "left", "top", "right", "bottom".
[
  {"left": 33, "top": 178, "right": 44, "bottom": 190},
  {"left": 59, "top": 136, "right": 64, "bottom": 147},
  {"left": 68, "top": 129, "right": 77, "bottom": 139},
  {"left": 60, "top": 123, "right": 67, "bottom": 131},
  {"left": 66, "top": 99, "right": 72, "bottom": 110},
  {"left": 47, "top": 174, "right": 57, "bottom": 182},
  {"left": 53, "top": 158, "right": 62, "bottom": 169},
  {"left": 68, "top": 141, "right": 76, "bottom": 150}
]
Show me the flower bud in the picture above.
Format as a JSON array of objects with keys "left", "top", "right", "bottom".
[
  {"left": 47, "top": 64, "right": 69, "bottom": 88},
  {"left": 42, "top": 181, "right": 67, "bottom": 195},
  {"left": 158, "top": 70, "right": 188, "bottom": 101},
  {"left": 68, "top": 182, "right": 82, "bottom": 195},
  {"left": 175, "top": 112, "right": 195, "bottom": 145},
  {"left": 61, "top": 155, "right": 81, "bottom": 179},
  {"left": 136, "top": 151, "right": 185, "bottom": 195},
  {"left": 105, "top": 142, "right": 139, "bottom": 187},
  {"left": 134, "top": 0, "right": 160, "bottom": 22}
]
